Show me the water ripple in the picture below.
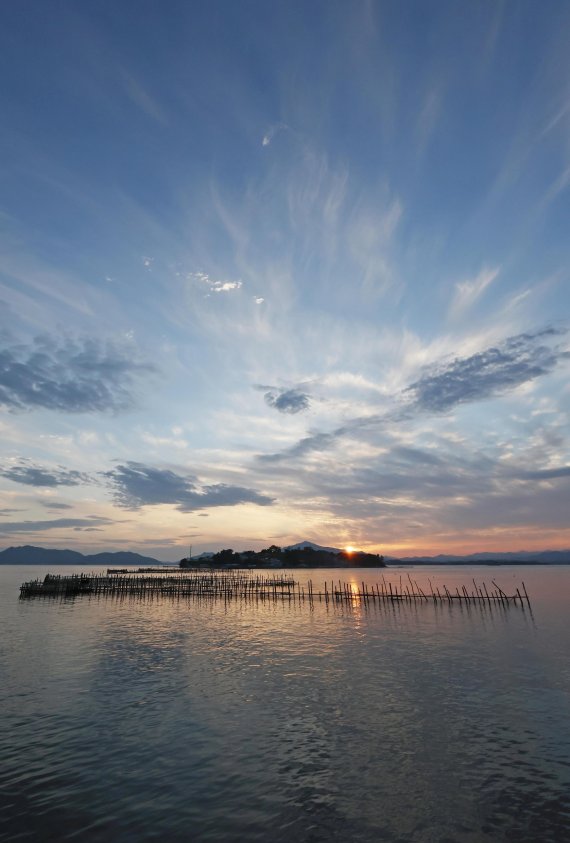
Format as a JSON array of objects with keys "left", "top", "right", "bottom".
[{"left": 1, "top": 565, "right": 569, "bottom": 842}]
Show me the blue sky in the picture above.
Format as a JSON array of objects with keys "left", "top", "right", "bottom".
[{"left": 1, "top": 0, "right": 569, "bottom": 559}]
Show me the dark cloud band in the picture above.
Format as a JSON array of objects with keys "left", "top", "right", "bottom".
[
  {"left": 0, "top": 335, "right": 153, "bottom": 413},
  {"left": 1, "top": 461, "right": 91, "bottom": 487},
  {"left": 405, "top": 328, "right": 568, "bottom": 413},
  {"left": 104, "top": 461, "right": 274, "bottom": 511},
  {"left": 0, "top": 516, "right": 115, "bottom": 534}
]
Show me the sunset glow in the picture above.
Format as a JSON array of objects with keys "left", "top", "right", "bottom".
[{"left": 0, "top": 2, "right": 569, "bottom": 561}]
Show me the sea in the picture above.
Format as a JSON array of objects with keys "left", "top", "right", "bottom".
[{"left": 1, "top": 564, "right": 569, "bottom": 843}]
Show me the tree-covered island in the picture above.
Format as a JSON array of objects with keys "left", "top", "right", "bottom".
[{"left": 180, "top": 543, "right": 385, "bottom": 569}]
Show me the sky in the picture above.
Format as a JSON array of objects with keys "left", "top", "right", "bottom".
[{"left": 1, "top": 0, "right": 569, "bottom": 560}]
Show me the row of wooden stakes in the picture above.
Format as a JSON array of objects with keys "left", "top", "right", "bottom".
[
  {"left": 318, "top": 574, "right": 531, "bottom": 609},
  {"left": 19, "top": 570, "right": 531, "bottom": 609}
]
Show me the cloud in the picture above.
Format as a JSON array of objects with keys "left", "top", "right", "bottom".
[
  {"left": 104, "top": 462, "right": 274, "bottom": 512},
  {"left": 1, "top": 461, "right": 91, "bottom": 487},
  {"left": 251, "top": 409, "right": 570, "bottom": 543},
  {"left": 405, "top": 328, "right": 568, "bottom": 414},
  {"left": 541, "top": 165, "right": 570, "bottom": 209},
  {"left": 448, "top": 266, "right": 499, "bottom": 320},
  {"left": 521, "top": 466, "right": 570, "bottom": 480},
  {"left": 189, "top": 272, "right": 243, "bottom": 293},
  {"left": 121, "top": 72, "right": 168, "bottom": 125},
  {"left": 211, "top": 280, "right": 242, "bottom": 293},
  {"left": 262, "top": 123, "right": 289, "bottom": 146},
  {"left": 539, "top": 99, "right": 570, "bottom": 139},
  {"left": 416, "top": 84, "right": 443, "bottom": 154},
  {"left": 258, "top": 431, "right": 336, "bottom": 463},
  {"left": 348, "top": 196, "right": 403, "bottom": 296},
  {"left": 257, "top": 327, "right": 569, "bottom": 463},
  {"left": 264, "top": 387, "right": 311, "bottom": 414},
  {"left": 140, "top": 432, "right": 188, "bottom": 450},
  {"left": 39, "top": 501, "right": 74, "bottom": 510},
  {"left": 304, "top": 445, "right": 491, "bottom": 506},
  {"left": 0, "top": 335, "right": 153, "bottom": 413},
  {"left": 391, "top": 445, "right": 443, "bottom": 466},
  {"left": 0, "top": 507, "right": 23, "bottom": 516},
  {"left": 0, "top": 516, "right": 115, "bottom": 534},
  {"left": 290, "top": 435, "right": 570, "bottom": 541}
]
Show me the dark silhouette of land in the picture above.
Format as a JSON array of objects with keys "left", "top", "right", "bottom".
[
  {"left": 180, "top": 544, "right": 385, "bottom": 568},
  {"left": 2, "top": 543, "right": 569, "bottom": 567},
  {"left": 0, "top": 545, "right": 164, "bottom": 567}
]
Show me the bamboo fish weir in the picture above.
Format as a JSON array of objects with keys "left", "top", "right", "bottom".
[{"left": 19, "top": 569, "right": 532, "bottom": 610}]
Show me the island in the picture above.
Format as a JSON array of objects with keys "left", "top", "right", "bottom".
[{"left": 180, "top": 541, "right": 386, "bottom": 569}]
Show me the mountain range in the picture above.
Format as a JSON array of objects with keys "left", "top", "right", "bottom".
[
  {"left": 287, "top": 542, "right": 570, "bottom": 564},
  {"left": 0, "top": 545, "right": 169, "bottom": 566},
  {"left": 1, "top": 543, "right": 569, "bottom": 565},
  {"left": 191, "top": 540, "right": 343, "bottom": 559},
  {"left": 387, "top": 549, "right": 570, "bottom": 564}
]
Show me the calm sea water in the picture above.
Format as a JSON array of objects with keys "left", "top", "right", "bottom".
[{"left": 1, "top": 565, "right": 569, "bottom": 843}]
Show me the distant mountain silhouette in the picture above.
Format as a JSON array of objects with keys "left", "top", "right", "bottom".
[
  {"left": 0, "top": 545, "right": 165, "bottom": 566},
  {"left": 3, "top": 543, "right": 569, "bottom": 567},
  {"left": 285, "top": 540, "right": 342, "bottom": 553},
  {"left": 387, "top": 549, "right": 570, "bottom": 564}
]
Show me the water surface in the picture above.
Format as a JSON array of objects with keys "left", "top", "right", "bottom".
[{"left": 1, "top": 565, "right": 569, "bottom": 842}]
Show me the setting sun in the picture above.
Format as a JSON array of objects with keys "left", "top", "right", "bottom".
[{"left": 345, "top": 546, "right": 355, "bottom": 554}]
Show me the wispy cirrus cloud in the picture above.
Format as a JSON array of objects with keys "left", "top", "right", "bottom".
[
  {"left": 0, "top": 335, "right": 153, "bottom": 413},
  {"left": 541, "top": 165, "right": 570, "bottom": 209},
  {"left": 1, "top": 460, "right": 91, "bottom": 487},
  {"left": 448, "top": 266, "right": 499, "bottom": 321},
  {"left": 539, "top": 98, "right": 570, "bottom": 140},
  {"left": 416, "top": 83, "right": 443, "bottom": 154},
  {"left": 121, "top": 71, "right": 168, "bottom": 125},
  {"left": 348, "top": 196, "right": 403, "bottom": 297},
  {"left": 104, "top": 461, "right": 274, "bottom": 512}
]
